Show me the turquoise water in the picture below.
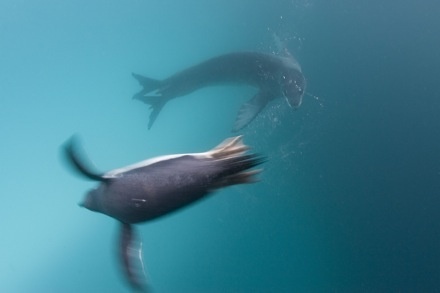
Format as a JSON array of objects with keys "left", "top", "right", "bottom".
[{"left": 1, "top": 1, "right": 439, "bottom": 292}]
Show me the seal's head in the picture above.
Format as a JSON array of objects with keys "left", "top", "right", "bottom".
[{"left": 281, "top": 68, "right": 306, "bottom": 109}]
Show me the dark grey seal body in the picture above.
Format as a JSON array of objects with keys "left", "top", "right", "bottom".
[
  {"left": 63, "top": 136, "right": 264, "bottom": 291},
  {"left": 133, "top": 51, "right": 306, "bottom": 131}
]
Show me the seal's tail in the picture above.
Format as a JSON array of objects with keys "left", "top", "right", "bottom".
[{"left": 132, "top": 73, "right": 167, "bottom": 130}]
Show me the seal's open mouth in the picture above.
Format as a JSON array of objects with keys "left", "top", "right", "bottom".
[
  {"left": 284, "top": 89, "right": 304, "bottom": 109},
  {"left": 284, "top": 75, "right": 306, "bottom": 109},
  {"left": 287, "top": 98, "right": 302, "bottom": 109}
]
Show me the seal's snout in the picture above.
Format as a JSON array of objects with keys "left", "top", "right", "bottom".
[
  {"left": 285, "top": 94, "right": 303, "bottom": 110},
  {"left": 282, "top": 76, "right": 305, "bottom": 110}
]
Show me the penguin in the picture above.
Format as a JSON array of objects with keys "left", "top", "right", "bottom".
[{"left": 62, "top": 135, "right": 265, "bottom": 291}]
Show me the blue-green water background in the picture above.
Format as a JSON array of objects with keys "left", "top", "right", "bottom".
[{"left": 1, "top": 1, "right": 439, "bottom": 292}]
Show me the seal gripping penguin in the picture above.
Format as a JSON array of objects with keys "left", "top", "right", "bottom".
[{"left": 63, "top": 136, "right": 265, "bottom": 291}]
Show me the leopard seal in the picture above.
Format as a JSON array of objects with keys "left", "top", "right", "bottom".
[{"left": 132, "top": 51, "right": 306, "bottom": 131}]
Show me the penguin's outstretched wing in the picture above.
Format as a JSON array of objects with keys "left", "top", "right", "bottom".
[
  {"left": 62, "top": 135, "right": 107, "bottom": 182},
  {"left": 119, "top": 223, "right": 150, "bottom": 292}
]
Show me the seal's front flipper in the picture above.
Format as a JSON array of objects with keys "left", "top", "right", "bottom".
[
  {"left": 119, "top": 223, "right": 149, "bottom": 292},
  {"left": 233, "top": 92, "right": 269, "bottom": 132}
]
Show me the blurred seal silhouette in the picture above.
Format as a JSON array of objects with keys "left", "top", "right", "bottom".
[{"left": 133, "top": 51, "right": 306, "bottom": 131}]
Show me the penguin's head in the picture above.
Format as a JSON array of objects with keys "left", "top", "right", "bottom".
[{"left": 80, "top": 185, "right": 104, "bottom": 213}]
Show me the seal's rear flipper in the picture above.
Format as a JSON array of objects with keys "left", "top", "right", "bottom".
[
  {"left": 233, "top": 92, "right": 269, "bottom": 132},
  {"left": 132, "top": 73, "right": 161, "bottom": 99},
  {"left": 134, "top": 96, "right": 167, "bottom": 130},
  {"left": 132, "top": 72, "right": 167, "bottom": 129},
  {"left": 119, "top": 223, "right": 149, "bottom": 292}
]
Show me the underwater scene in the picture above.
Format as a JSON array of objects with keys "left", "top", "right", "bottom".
[{"left": 1, "top": 0, "right": 439, "bottom": 292}]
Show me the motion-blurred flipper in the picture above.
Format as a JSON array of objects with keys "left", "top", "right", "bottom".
[
  {"left": 119, "top": 223, "right": 149, "bottom": 292},
  {"left": 62, "top": 136, "right": 106, "bottom": 182}
]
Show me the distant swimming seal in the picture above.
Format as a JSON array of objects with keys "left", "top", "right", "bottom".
[
  {"left": 132, "top": 51, "right": 306, "bottom": 131},
  {"left": 63, "top": 136, "right": 265, "bottom": 291}
]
